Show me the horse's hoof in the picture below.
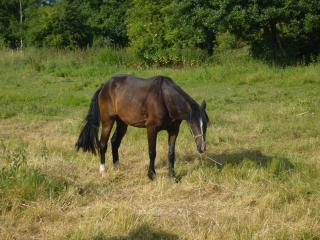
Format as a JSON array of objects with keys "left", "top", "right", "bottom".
[
  {"left": 99, "top": 164, "right": 106, "bottom": 176},
  {"left": 168, "top": 171, "right": 175, "bottom": 178},
  {"left": 113, "top": 161, "right": 120, "bottom": 170},
  {"left": 148, "top": 171, "right": 156, "bottom": 180}
]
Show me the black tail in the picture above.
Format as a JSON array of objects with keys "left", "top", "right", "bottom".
[{"left": 75, "top": 86, "right": 102, "bottom": 155}]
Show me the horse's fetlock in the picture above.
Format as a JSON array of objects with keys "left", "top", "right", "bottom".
[{"left": 99, "top": 164, "right": 106, "bottom": 175}]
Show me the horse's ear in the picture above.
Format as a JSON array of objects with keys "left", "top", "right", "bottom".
[
  {"left": 201, "top": 100, "right": 210, "bottom": 124},
  {"left": 201, "top": 100, "right": 206, "bottom": 110}
]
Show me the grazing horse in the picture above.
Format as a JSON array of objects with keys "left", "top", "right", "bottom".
[{"left": 75, "top": 75, "right": 209, "bottom": 179}]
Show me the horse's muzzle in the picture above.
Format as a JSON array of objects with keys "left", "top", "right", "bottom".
[{"left": 197, "top": 142, "right": 206, "bottom": 154}]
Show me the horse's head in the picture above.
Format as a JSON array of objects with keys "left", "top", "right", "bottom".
[{"left": 189, "top": 100, "right": 209, "bottom": 154}]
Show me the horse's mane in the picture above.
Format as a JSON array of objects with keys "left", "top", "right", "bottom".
[{"left": 155, "top": 76, "right": 201, "bottom": 121}]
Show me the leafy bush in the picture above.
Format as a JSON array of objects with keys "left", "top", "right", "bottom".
[
  {"left": 0, "top": 0, "right": 25, "bottom": 48},
  {"left": 87, "top": 0, "right": 130, "bottom": 48},
  {"left": 218, "top": 0, "right": 320, "bottom": 64},
  {"left": 215, "top": 31, "right": 245, "bottom": 51},
  {"left": 126, "top": 0, "right": 217, "bottom": 65},
  {"left": 26, "top": 1, "right": 92, "bottom": 49}
]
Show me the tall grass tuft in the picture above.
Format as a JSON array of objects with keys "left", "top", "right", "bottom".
[{"left": 0, "top": 141, "right": 68, "bottom": 211}]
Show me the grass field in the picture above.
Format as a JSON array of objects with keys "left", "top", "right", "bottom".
[{"left": 0, "top": 48, "right": 320, "bottom": 240}]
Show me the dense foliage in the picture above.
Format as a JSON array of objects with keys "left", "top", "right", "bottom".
[
  {"left": 127, "top": 0, "right": 217, "bottom": 64},
  {"left": 0, "top": 0, "right": 40, "bottom": 48},
  {"left": 87, "top": 0, "right": 130, "bottom": 48},
  {"left": 0, "top": 0, "right": 319, "bottom": 64},
  {"left": 218, "top": 0, "right": 320, "bottom": 64},
  {"left": 26, "top": 1, "right": 91, "bottom": 48}
]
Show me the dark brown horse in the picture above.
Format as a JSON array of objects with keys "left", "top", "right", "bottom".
[{"left": 75, "top": 75, "right": 208, "bottom": 179}]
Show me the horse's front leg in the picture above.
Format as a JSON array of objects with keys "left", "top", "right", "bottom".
[
  {"left": 99, "top": 119, "right": 114, "bottom": 175},
  {"left": 168, "top": 126, "right": 180, "bottom": 177},
  {"left": 147, "top": 127, "right": 158, "bottom": 180}
]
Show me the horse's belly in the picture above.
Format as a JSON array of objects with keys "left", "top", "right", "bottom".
[
  {"left": 117, "top": 112, "right": 147, "bottom": 128},
  {"left": 114, "top": 93, "right": 158, "bottom": 128}
]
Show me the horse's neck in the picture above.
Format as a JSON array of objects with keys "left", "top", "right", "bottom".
[
  {"left": 161, "top": 78, "right": 199, "bottom": 121},
  {"left": 185, "top": 100, "right": 199, "bottom": 123}
]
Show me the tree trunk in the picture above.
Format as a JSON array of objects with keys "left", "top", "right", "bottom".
[{"left": 19, "top": 0, "right": 23, "bottom": 50}]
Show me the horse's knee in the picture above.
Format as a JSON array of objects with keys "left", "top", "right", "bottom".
[{"left": 100, "top": 140, "right": 106, "bottom": 149}]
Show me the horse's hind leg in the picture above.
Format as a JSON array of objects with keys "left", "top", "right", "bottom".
[
  {"left": 99, "top": 119, "right": 114, "bottom": 175},
  {"left": 111, "top": 120, "right": 128, "bottom": 167},
  {"left": 147, "top": 127, "right": 158, "bottom": 180}
]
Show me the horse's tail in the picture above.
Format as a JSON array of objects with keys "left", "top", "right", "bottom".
[{"left": 75, "top": 86, "right": 102, "bottom": 155}]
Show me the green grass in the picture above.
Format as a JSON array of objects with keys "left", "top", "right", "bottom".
[{"left": 0, "top": 48, "right": 319, "bottom": 239}]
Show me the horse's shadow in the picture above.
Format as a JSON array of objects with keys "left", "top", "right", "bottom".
[
  {"left": 179, "top": 149, "right": 294, "bottom": 176},
  {"left": 105, "top": 224, "right": 179, "bottom": 240}
]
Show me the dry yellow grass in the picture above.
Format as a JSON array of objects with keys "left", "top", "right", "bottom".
[{"left": 1, "top": 114, "right": 319, "bottom": 240}]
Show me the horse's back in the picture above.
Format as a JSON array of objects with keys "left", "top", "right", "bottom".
[{"left": 98, "top": 75, "right": 167, "bottom": 127}]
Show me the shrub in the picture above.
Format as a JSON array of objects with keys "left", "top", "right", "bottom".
[
  {"left": 218, "top": 0, "right": 320, "bottom": 64},
  {"left": 126, "top": 0, "right": 217, "bottom": 65},
  {"left": 26, "top": 1, "right": 92, "bottom": 49}
]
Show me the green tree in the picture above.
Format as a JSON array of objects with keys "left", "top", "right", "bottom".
[
  {"left": 0, "top": 1, "right": 16, "bottom": 47},
  {"left": 87, "top": 0, "right": 130, "bottom": 47},
  {"left": 163, "top": 0, "right": 218, "bottom": 54},
  {"left": 0, "top": 0, "right": 40, "bottom": 48},
  {"left": 126, "top": 0, "right": 169, "bottom": 63},
  {"left": 127, "top": 0, "right": 218, "bottom": 65},
  {"left": 218, "top": 0, "right": 320, "bottom": 64},
  {"left": 26, "top": 0, "right": 92, "bottom": 48}
]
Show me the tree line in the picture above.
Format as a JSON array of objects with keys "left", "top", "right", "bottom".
[{"left": 1, "top": 0, "right": 320, "bottom": 64}]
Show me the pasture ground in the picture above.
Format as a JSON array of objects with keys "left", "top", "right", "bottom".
[{"left": 0, "top": 48, "right": 319, "bottom": 239}]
